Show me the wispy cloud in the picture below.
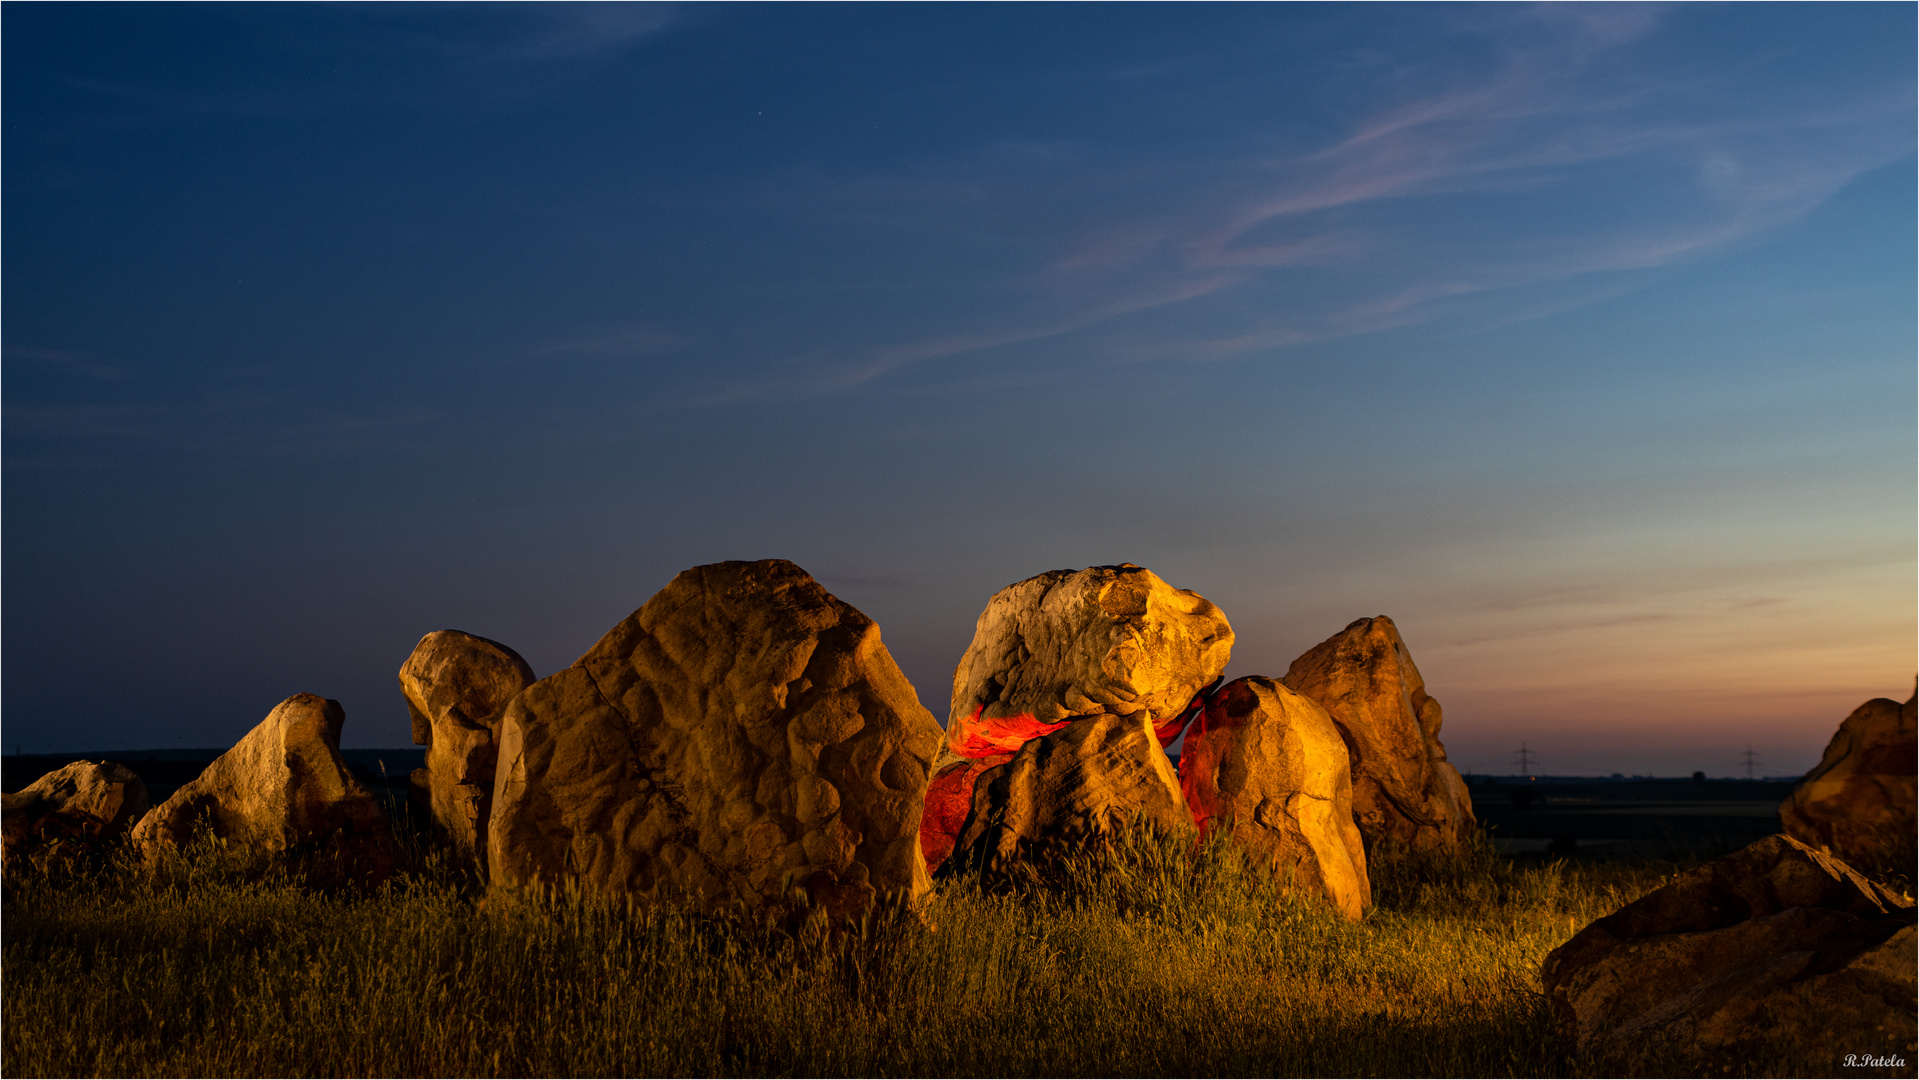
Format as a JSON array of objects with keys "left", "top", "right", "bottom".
[{"left": 731, "top": 5, "right": 1910, "bottom": 397}]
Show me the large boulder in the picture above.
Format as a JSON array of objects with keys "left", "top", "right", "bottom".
[
  {"left": 487, "top": 559, "right": 943, "bottom": 920},
  {"left": 2, "top": 761, "right": 150, "bottom": 866},
  {"left": 1541, "top": 834, "right": 1916, "bottom": 1070},
  {"left": 1780, "top": 690, "right": 1916, "bottom": 879},
  {"left": 399, "top": 629, "right": 536, "bottom": 863},
  {"left": 946, "top": 712, "right": 1191, "bottom": 881},
  {"left": 1179, "top": 677, "right": 1369, "bottom": 919},
  {"left": 947, "top": 564, "right": 1232, "bottom": 759},
  {"left": 1281, "top": 616, "right": 1474, "bottom": 853},
  {"left": 129, "top": 694, "right": 396, "bottom": 886}
]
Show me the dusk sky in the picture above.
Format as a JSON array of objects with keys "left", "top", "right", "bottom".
[{"left": 5, "top": 3, "right": 1912, "bottom": 777}]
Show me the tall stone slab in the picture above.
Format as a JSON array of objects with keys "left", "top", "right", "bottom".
[
  {"left": 399, "top": 630, "right": 536, "bottom": 864},
  {"left": 1179, "top": 676, "right": 1370, "bottom": 919},
  {"left": 1780, "top": 690, "right": 1916, "bottom": 878},
  {"left": 487, "top": 560, "right": 943, "bottom": 920},
  {"left": 1282, "top": 616, "right": 1474, "bottom": 853}
]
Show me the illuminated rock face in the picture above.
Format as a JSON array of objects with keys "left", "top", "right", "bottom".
[
  {"left": 129, "top": 694, "right": 396, "bottom": 886},
  {"left": 399, "top": 630, "right": 536, "bottom": 865},
  {"left": 918, "top": 753, "right": 1011, "bottom": 873},
  {"left": 487, "top": 560, "right": 943, "bottom": 920},
  {"left": 947, "top": 713, "right": 1190, "bottom": 880},
  {"left": 1179, "top": 677, "right": 1369, "bottom": 919},
  {"left": 1780, "top": 691, "right": 1917, "bottom": 878},
  {"left": 1541, "top": 835, "right": 1916, "bottom": 1070},
  {"left": 2, "top": 761, "right": 150, "bottom": 865},
  {"left": 1281, "top": 616, "right": 1474, "bottom": 854},
  {"left": 947, "top": 563, "right": 1231, "bottom": 757}
]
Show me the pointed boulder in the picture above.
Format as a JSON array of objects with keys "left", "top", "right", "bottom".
[
  {"left": 1179, "top": 677, "right": 1370, "bottom": 919},
  {"left": 1780, "top": 690, "right": 1916, "bottom": 878},
  {"left": 487, "top": 560, "right": 943, "bottom": 921},
  {"left": 1282, "top": 616, "right": 1474, "bottom": 853},
  {"left": 947, "top": 564, "right": 1232, "bottom": 759},
  {"left": 399, "top": 629, "right": 536, "bottom": 863},
  {"left": 129, "top": 694, "right": 396, "bottom": 886}
]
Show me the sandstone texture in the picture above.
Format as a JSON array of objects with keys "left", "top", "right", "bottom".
[
  {"left": 947, "top": 712, "right": 1190, "bottom": 880},
  {"left": 1541, "top": 834, "right": 1916, "bottom": 1070},
  {"left": 919, "top": 751, "right": 1011, "bottom": 874},
  {"left": 1179, "top": 677, "right": 1369, "bottom": 919},
  {"left": 129, "top": 694, "right": 396, "bottom": 885},
  {"left": 400, "top": 629, "right": 537, "bottom": 862},
  {"left": 947, "top": 564, "right": 1232, "bottom": 759},
  {"left": 487, "top": 559, "right": 943, "bottom": 919},
  {"left": 1780, "top": 690, "right": 1916, "bottom": 878},
  {"left": 1281, "top": 616, "right": 1473, "bottom": 853},
  {"left": 2, "top": 760, "right": 150, "bottom": 865}
]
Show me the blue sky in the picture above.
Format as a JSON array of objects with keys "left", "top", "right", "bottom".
[{"left": 5, "top": 3, "right": 1913, "bottom": 775}]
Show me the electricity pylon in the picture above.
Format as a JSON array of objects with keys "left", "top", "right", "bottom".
[{"left": 1739, "top": 744, "right": 1761, "bottom": 781}]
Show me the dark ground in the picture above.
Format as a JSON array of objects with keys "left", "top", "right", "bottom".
[{"left": 1468, "top": 776, "right": 1796, "bottom": 859}]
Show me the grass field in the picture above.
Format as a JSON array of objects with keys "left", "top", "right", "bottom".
[{"left": 8, "top": 815, "right": 1873, "bottom": 1080}]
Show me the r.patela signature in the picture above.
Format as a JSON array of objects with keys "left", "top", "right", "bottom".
[{"left": 1844, "top": 1054, "right": 1907, "bottom": 1068}]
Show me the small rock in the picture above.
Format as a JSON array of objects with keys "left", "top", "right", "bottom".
[
  {"left": 1281, "top": 616, "right": 1474, "bottom": 853},
  {"left": 947, "top": 712, "right": 1191, "bottom": 881},
  {"left": 487, "top": 559, "right": 943, "bottom": 921},
  {"left": 399, "top": 629, "right": 536, "bottom": 863},
  {"left": 129, "top": 694, "right": 397, "bottom": 886},
  {"left": 1179, "top": 677, "right": 1370, "bottom": 919},
  {"left": 2, "top": 760, "right": 150, "bottom": 866},
  {"left": 1541, "top": 834, "right": 1917, "bottom": 1070},
  {"left": 947, "top": 563, "right": 1232, "bottom": 759},
  {"left": 1781, "top": 690, "right": 1916, "bottom": 878}
]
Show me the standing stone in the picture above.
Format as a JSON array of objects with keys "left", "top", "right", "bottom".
[
  {"left": 1179, "top": 677, "right": 1370, "bottom": 919},
  {"left": 129, "top": 694, "right": 396, "bottom": 886},
  {"left": 2, "top": 761, "right": 150, "bottom": 865},
  {"left": 1541, "top": 834, "right": 1916, "bottom": 1070},
  {"left": 399, "top": 630, "right": 536, "bottom": 864},
  {"left": 1282, "top": 616, "right": 1474, "bottom": 853},
  {"left": 947, "top": 564, "right": 1232, "bottom": 759},
  {"left": 1780, "top": 690, "right": 1916, "bottom": 878},
  {"left": 947, "top": 712, "right": 1191, "bottom": 881},
  {"left": 487, "top": 559, "right": 943, "bottom": 920}
]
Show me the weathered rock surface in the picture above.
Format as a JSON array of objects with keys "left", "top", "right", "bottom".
[
  {"left": 947, "top": 712, "right": 1191, "bottom": 880},
  {"left": 947, "top": 564, "right": 1232, "bottom": 759},
  {"left": 1179, "top": 677, "right": 1370, "bottom": 919},
  {"left": 487, "top": 559, "right": 943, "bottom": 920},
  {"left": 919, "top": 751, "right": 1011, "bottom": 874},
  {"left": 399, "top": 629, "right": 536, "bottom": 862},
  {"left": 1281, "top": 616, "right": 1473, "bottom": 853},
  {"left": 1780, "top": 690, "right": 1916, "bottom": 878},
  {"left": 1541, "top": 834, "right": 1917, "bottom": 1069},
  {"left": 2, "top": 760, "right": 150, "bottom": 865},
  {"left": 129, "top": 694, "right": 396, "bottom": 885}
]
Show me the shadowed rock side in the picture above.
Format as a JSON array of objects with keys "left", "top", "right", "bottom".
[
  {"left": 947, "top": 712, "right": 1190, "bottom": 881},
  {"left": 399, "top": 630, "right": 537, "bottom": 864},
  {"left": 1179, "top": 677, "right": 1369, "bottom": 919},
  {"left": 1281, "top": 616, "right": 1473, "bottom": 854},
  {"left": 129, "top": 694, "right": 396, "bottom": 886},
  {"left": 2, "top": 760, "right": 150, "bottom": 865},
  {"left": 946, "top": 564, "right": 1232, "bottom": 759},
  {"left": 1541, "top": 834, "right": 1916, "bottom": 1070},
  {"left": 919, "top": 752, "right": 1011, "bottom": 873},
  {"left": 487, "top": 559, "right": 943, "bottom": 920},
  {"left": 1780, "top": 690, "right": 1916, "bottom": 879}
]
